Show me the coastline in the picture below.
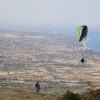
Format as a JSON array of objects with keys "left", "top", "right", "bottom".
[
  {"left": 83, "top": 38, "right": 100, "bottom": 53},
  {"left": 82, "top": 38, "right": 90, "bottom": 50},
  {"left": 56, "top": 29, "right": 100, "bottom": 53}
]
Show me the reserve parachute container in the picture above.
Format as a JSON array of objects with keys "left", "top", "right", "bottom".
[{"left": 76, "top": 25, "right": 88, "bottom": 41}]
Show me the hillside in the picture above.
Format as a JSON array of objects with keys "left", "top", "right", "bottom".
[{"left": 0, "top": 90, "right": 62, "bottom": 100}]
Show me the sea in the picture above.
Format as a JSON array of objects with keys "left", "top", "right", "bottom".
[{"left": 55, "top": 29, "right": 100, "bottom": 53}]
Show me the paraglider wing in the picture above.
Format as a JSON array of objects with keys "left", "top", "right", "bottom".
[
  {"left": 82, "top": 25, "right": 88, "bottom": 38},
  {"left": 76, "top": 25, "right": 88, "bottom": 41},
  {"left": 76, "top": 26, "right": 82, "bottom": 41}
]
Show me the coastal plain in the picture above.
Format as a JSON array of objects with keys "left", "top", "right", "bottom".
[{"left": 0, "top": 27, "right": 100, "bottom": 94}]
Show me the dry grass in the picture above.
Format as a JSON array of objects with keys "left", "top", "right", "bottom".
[
  {"left": 0, "top": 90, "right": 62, "bottom": 100},
  {"left": 24, "top": 36, "right": 47, "bottom": 39},
  {"left": 0, "top": 33, "right": 20, "bottom": 38}
]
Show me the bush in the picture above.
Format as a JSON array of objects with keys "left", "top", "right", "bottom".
[{"left": 62, "top": 90, "right": 82, "bottom": 100}]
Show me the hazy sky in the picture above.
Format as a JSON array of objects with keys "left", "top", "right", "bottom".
[{"left": 0, "top": 0, "right": 100, "bottom": 26}]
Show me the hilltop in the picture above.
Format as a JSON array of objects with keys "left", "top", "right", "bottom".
[{"left": 0, "top": 90, "right": 62, "bottom": 100}]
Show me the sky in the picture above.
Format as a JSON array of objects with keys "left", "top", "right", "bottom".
[{"left": 0, "top": 0, "right": 100, "bottom": 26}]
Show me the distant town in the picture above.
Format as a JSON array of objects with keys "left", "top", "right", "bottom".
[{"left": 0, "top": 27, "right": 100, "bottom": 94}]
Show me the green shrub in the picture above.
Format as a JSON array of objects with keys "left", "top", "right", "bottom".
[{"left": 62, "top": 90, "right": 82, "bottom": 100}]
